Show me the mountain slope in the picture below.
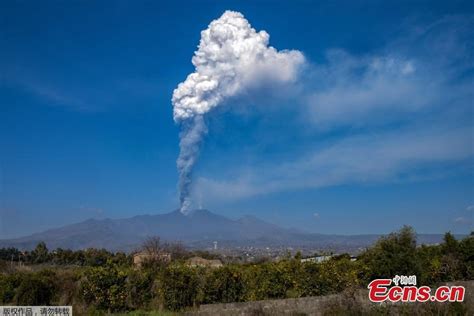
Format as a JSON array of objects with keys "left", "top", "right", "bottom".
[
  {"left": 0, "top": 209, "right": 455, "bottom": 251},
  {"left": 0, "top": 209, "right": 294, "bottom": 251}
]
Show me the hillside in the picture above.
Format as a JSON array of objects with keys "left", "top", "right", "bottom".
[{"left": 0, "top": 209, "right": 455, "bottom": 251}]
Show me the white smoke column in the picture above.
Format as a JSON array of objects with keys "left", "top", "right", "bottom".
[{"left": 172, "top": 10, "right": 305, "bottom": 214}]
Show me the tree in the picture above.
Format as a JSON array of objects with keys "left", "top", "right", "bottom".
[
  {"left": 83, "top": 248, "right": 112, "bottom": 266},
  {"left": 31, "top": 242, "right": 49, "bottom": 264},
  {"left": 164, "top": 242, "right": 188, "bottom": 260},
  {"left": 0, "top": 247, "right": 21, "bottom": 262},
  {"left": 142, "top": 236, "right": 163, "bottom": 256},
  {"left": 458, "top": 232, "right": 474, "bottom": 279},
  {"left": 139, "top": 236, "right": 171, "bottom": 269},
  {"left": 438, "top": 232, "right": 463, "bottom": 281},
  {"left": 442, "top": 232, "right": 459, "bottom": 255},
  {"left": 359, "top": 226, "right": 421, "bottom": 281}
]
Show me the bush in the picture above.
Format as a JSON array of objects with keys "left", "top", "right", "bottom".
[
  {"left": 301, "top": 258, "right": 359, "bottom": 297},
  {"left": 54, "top": 268, "right": 82, "bottom": 306},
  {"left": 14, "top": 271, "right": 57, "bottom": 305},
  {"left": 159, "top": 265, "right": 201, "bottom": 311},
  {"left": 203, "top": 265, "right": 245, "bottom": 303},
  {"left": 0, "top": 273, "right": 23, "bottom": 303},
  {"left": 243, "top": 262, "right": 293, "bottom": 300},
  {"left": 126, "top": 269, "right": 155, "bottom": 309},
  {"left": 81, "top": 266, "right": 128, "bottom": 312}
]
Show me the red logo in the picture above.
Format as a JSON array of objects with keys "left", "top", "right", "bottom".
[{"left": 368, "top": 276, "right": 465, "bottom": 303}]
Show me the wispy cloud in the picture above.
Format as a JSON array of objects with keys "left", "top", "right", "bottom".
[
  {"left": 9, "top": 75, "right": 90, "bottom": 110},
  {"left": 2, "top": 67, "right": 160, "bottom": 112},
  {"left": 305, "top": 53, "right": 438, "bottom": 128},
  {"left": 304, "top": 15, "right": 474, "bottom": 130},
  {"left": 195, "top": 125, "right": 472, "bottom": 201},
  {"left": 452, "top": 204, "right": 474, "bottom": 228},
  {"left": 453, "top": 217, "right": 471, "bottom": 224}
]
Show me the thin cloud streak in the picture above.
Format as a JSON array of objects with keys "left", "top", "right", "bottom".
[
  {"left": 196, "top": 125, "right": 473, "bottom": 201},
  {"left": 2, "top": 67, "right": 160, "bottom": 112}
]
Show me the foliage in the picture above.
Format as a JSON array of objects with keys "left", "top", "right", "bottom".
[
  {"left": 158, "top": 264, "right": 201, "bottom": 311},
  {"left": 0, "top": 272, "right": 23, "bottom": 303},
  {"left": 302, "top": 257, "right": 359, "bottom": 297},
  {"left": 358, "top": 226, "right": 421, "bottom": 281},
  {"left": 0, "top": 247, "right": 22, "bottom": 261},
  {"left": 126, "top": 269, "right": 155, "bottom": 309},
  {"left": 244, "top": 261, "right": 295, "bottom": 300},
  {"left": 1, "top": 271, "right": 57, "bottom": 305},
  {"left": 358, "top": 227, "right": 474, "bottom": 285},
  {"left": 202, "top": 265, "right": 245, "bottom": 303},
  {"left": 8, "top": 270, "right": 57, "bottom": 305},
  {"left": 31, "top": 242, "right": 50, "bottom": 264},
  {"left": 2, "top": 242, "right": 131, "bottom": 267},
  {"left": 81, "top": 266, "right": 128, "bottom": 312},
  {"left": 0, "top": 228, "right": 472, "bottom": 313}
]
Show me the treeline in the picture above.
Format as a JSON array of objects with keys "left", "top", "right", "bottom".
[
  {"left": 0, "top": 240, "right": 220, "bottom": 268},
  {"left": 0, "top": 243, "right": 130, "bottom": 266},
  {"left": 0, "top": 227, "right": 473, "bottom": 314},
  {"left": 360, "top": 227, "right": 473, "bottom": 284}
]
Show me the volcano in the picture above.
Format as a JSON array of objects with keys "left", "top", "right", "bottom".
[{"left": 0, "top": 209, "right": 453, "bottom": 252}]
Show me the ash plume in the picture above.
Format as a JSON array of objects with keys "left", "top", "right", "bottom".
[
  {"left": 172, "top": 10, "right": 305, "bottom": 214},
  {"left": 176, "top": 115, "right": 207, "bottom": 213}
]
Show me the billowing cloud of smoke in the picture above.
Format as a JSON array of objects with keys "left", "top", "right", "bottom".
[{"left": 172, "top": 10, "right": 305, "bottom": 213}]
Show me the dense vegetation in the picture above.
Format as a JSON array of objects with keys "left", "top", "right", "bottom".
[{"left": 0, "top": 227, "right": 472, "bottom": 314}]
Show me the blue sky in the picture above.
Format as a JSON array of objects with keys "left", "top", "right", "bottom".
[{"left": 1, "top": 0, "right": 473, "bottom": 238}]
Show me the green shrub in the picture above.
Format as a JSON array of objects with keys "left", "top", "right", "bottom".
[
  {"left": 243, "top": 262, "right": 292, "bottom": 300},
  {"left": 14, "top": 271, "right": 57, "bottom": 305},
  {"left": 203, "top": 265, "right": 245, "bottom": 303},
  {"left": 0, "top": 273, "right": 22, "bottom": 303},
  {"left": 81, "top": 266, "right": 128, "bottom": 312},
  {"left": 159, "top": 265, "right": 200, "bottom": 311},
  {"left": 126, "top": 269, "right": 155, "bottom": 309},
  {"left": 301, "top": 258, "right": 358, "bottom": 297}
]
